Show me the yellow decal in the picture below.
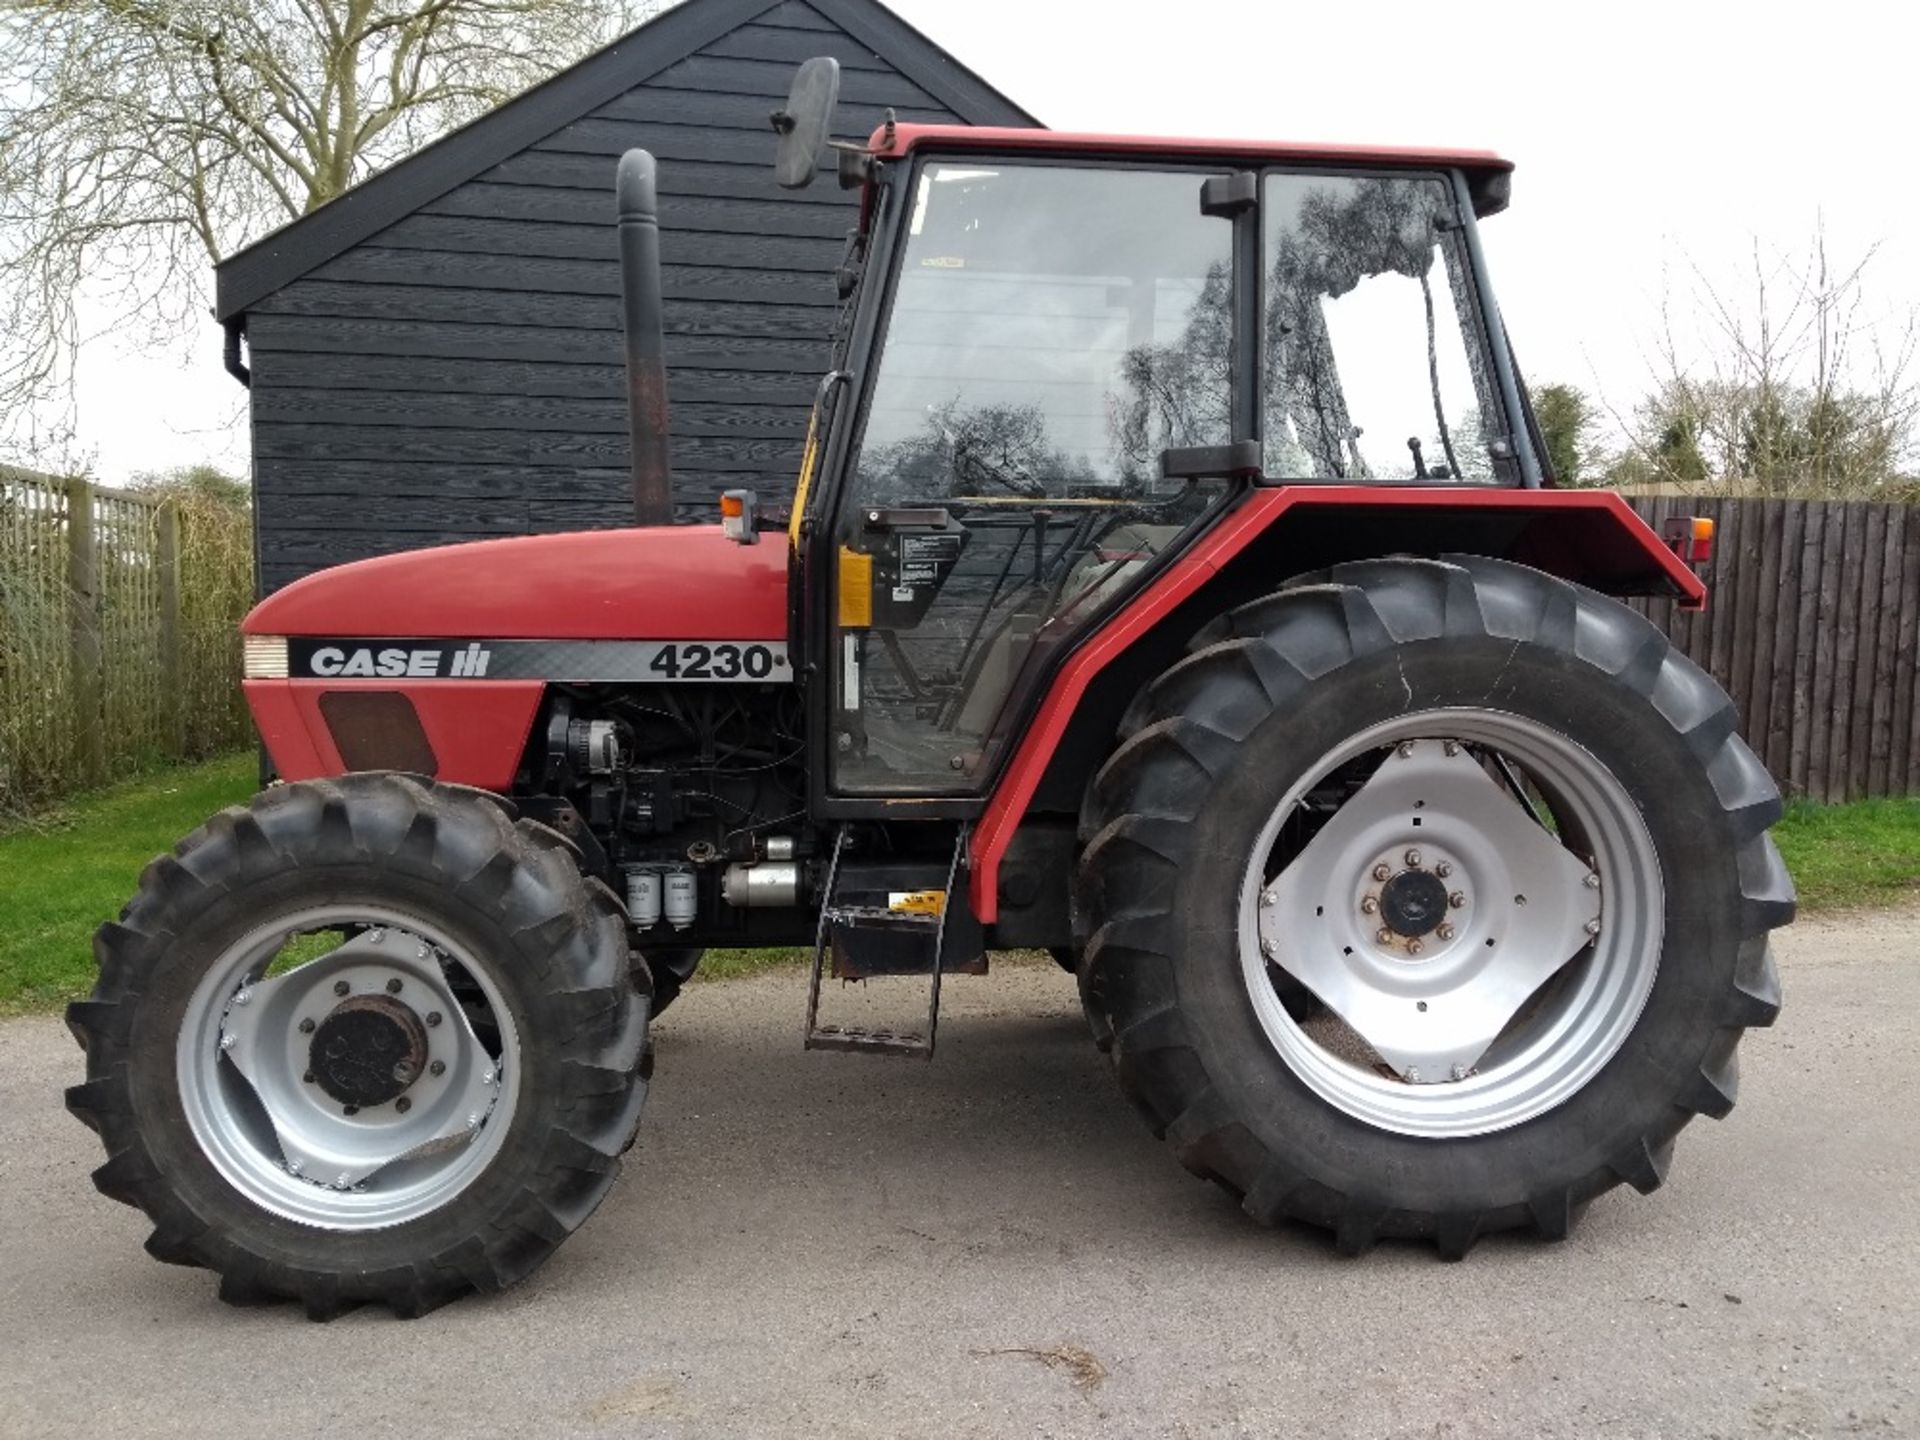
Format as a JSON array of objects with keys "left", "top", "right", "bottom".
[
  {"left": 889, "top": 890, "right": 947, "bottom": 916},
  {"left": 837, "top": 547, "right": 873, "bottom": 628},
  {"left": 788, "top": 411, "right": 819, "bottom": 549}
]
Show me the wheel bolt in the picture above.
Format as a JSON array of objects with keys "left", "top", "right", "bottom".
[
  {"left": 1361, "top": 897, "right": 1379, "bottom": 914},
  {"left": 385, "top": 977, "right": 403, "bottom": 994},
  {"left": 298, "top": 1017, "right": 316, "bottom": 1034},
  {"left": 1585, "top": 918, "right": 1602, "bottom": 936},
  {"left": 1372, "top": 863, "right": 1392, "bottom": 882},
  {"left": 1404, "top": 848, "right": 1422, "bottom": 868},
  {"left": 1376, "top": 928, "right": 1393, "bottom": 945},
  {"left": 1407, "top": 938, "right": 1424, "bottom": 955},
  {"left": 1435, "top": 862, "right": 1453, "bottom": 879},
  {"left": 1260, "top": 938, "right": 1277, "bottom": 959},
  {"left": 333, "top": 979, "right": 350, "bottom": 997},
  {"left": 396, "top": 1098, "right": 412, "bottom": 1114},
  {"left": 1450, "top": 1063, "right": 1470, "bottom": 1081},
  {"left": 1443, "top": 741, "right": 1460, "bottom": 757},
  {"left": 1397, "top": 742, "right": 1415, "bottom": 759},
  {"left": 1406, "top": 1066, "right": 1423, "bottom": 1082},
  {"left": 1584, "top": 873, "right": 1601, "bottom": 890},
  {"left": 426, "top": 1011, "right": 443, "bottom": 1027},
  {"left": 1260, "top": 888, "right": 1276, "bottom": 908},
  {"left": 1449, "top": 891, "right": 1466, "bottom": 908},
  {"left": 429, "top": 1059, "right": 446, "bottom": 1077},
  {"left": 1437, "top": 923, "right": 1455, "bottom": 941}
]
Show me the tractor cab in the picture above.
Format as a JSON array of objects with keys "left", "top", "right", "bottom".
[{"left": 772, "top": 71, "right": 1532, "bottom": 808}]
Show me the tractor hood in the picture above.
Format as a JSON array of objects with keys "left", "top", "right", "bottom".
[{"left": 246, "top": 526, "right": 789, "bottom": 641}]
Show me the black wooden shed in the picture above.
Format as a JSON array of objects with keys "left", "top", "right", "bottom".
[{"left": 214, "top": 0, "right": 1037, "bottom": 594}]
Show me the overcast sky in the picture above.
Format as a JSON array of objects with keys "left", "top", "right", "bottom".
[{"left": 66, "top": 0, "right": 1913, "bottom": 484}]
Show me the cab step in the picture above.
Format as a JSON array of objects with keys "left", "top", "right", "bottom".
[{"left": 804, "top": 825, "right": 975, "bottom": 1059}]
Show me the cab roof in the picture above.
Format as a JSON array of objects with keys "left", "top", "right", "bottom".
[{"left": 870, "top": 123, "right": 1513, "bottom": 182}]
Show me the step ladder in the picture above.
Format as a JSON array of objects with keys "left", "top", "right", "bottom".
[{"left": 804, "top": 824, "right": 968, "bottom": 1059}]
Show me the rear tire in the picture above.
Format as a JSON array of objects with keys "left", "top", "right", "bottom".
[
  {"left": 66, "top": 773, "right": 651, "bottom": 1317},
  {"left": 1075, "top": 556, "right": 1790, "bottom": 1256}
]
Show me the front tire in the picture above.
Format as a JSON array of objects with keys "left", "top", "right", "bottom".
[
  {"left": 1075, "top": 556, "right": 1791, "bottom": 1256},
  {"left": 66, "top": 773, "right": 651, "bottom": 1317}
]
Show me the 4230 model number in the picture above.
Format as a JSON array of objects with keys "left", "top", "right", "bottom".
[{"left": 644, "top": 641, "right": 785, "bottom": 680}]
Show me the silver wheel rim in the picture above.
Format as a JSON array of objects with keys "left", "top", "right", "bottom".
[
  {"left": 1239, "top": 708, "right": 1663, "bottom": 1139},
  {"left": 177, "top": 904, "right": 522, "bottom": 1230}
]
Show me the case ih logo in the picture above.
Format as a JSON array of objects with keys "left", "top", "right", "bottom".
[{"left": 302, "top": 643, "right": 491, "bottom": 678}]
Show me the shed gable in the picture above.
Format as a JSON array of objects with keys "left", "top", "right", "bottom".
[{"left": 230, "top": 0, "right": 1034, "bottom": 592}]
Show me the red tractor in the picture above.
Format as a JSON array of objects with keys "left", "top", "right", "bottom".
[{"left": 67, "top": 60, "right": 1790, "bottom": 1317}]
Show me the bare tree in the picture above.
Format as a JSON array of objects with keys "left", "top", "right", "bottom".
[
  {"left": 1614, "top": 225, "right": 1918, "bottom": 496},
  {"left": 0, "top": 0, "right": 663, "bottom": 458}
]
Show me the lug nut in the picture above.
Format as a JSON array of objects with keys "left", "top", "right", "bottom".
[
  {"left": 1585, "top": 918, "right": 1602, "bottom": 936},
  {"left": 1376, "top": 928, "right": 1393, "bottom": 945},
  {"left": 343, "top": 1105, "right": 359, "bottom": 1116},
  {"left": 1406, "top": 1066, "right": 1423, "bottom": 1082},
  {"left": 1373, "top": 863, "right": 1392, "bottom": 882},
  {"left": 333, "top": 979, "right": 350, "bottom": 997},
  {"left": 1437, "top": 923, "right": 1455, "bottom": 941},
  {"left": 1361, "top": 897, "right": 1379, "bottom": 915},
  {"left": 1450, "top": 1063, "right": 1470, "bottom": 1081},
  {"left": 1406, "top": 938, "right": 1424, "bottom": 955},
  {"left": 233, "top": 989, "right": 252, "bottom": 1007},
  {"left": 1260, "top": 938, "right": 1277, "bottom": 959},
  {"left": 1397, "top": 742, "right": 1415, "bottom": 758},
  {"left": 426, "top": 1011, "right": 443, "bottom": 1027},
  {"left": 396, "top": 1097, "right": 412, "bottom": 1114},
  {"left": 303, "top": 1070, "right": 315, "bottom": 1084},
  {"left": 1584, "top": 873, "right": 1601, "bottom": 890},
  {"left": 1404, "top": 848, "right": 1422, "bottom": 868},
  {"left": 1260, "top": 888, "right": 1276, "bottom": 908},
  {"left": 385, "top": 977, "right": 403, "bottom": 994},
  {"left": 368, "top": 929, "right": 385, "bottom": 945},
  {"left": 298, "top": 1017, "right": 316, "bottom": 1034},
  {"left": 429, "top": 1059, "right": 446, "bottom": 1077},
  {"left": 1443, "top": 741, "right": 1461, "bottom": 757},
  {"left": 1449, "top": 891, "right": 1466, "bottom": 908},
  {"left": 1435, "top": 862, "right": 1453, "bottom": 879},
  {"left": 219, "top": 1034, "right": 235, "bottom": 1051}
]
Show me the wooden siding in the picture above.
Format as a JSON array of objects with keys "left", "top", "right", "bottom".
[
  {"left": 244, "top": 2, "right": 1028, "bottom": 592},
  {"left": 1628, "top": 496, "right": 1920, "bottom": 803}
]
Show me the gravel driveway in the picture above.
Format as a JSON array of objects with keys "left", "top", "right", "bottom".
[{"left": 3, "top": 909, "right": 1915, "bottom": 1438}]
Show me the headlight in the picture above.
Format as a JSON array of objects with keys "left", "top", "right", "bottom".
[{"left": 242, "top": 634, "right": 289, "bottom": 679}]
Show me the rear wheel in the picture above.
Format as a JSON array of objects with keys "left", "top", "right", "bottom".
[
  {"left": 66, "top": 773, "right": 651, "bottom": 1316},
  {"left": 1075, "top": 556, "right": 1790, "bottom": 1255}
]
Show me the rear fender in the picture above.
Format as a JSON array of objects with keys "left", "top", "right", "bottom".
[{"left": 971, "top": 485, "right": 1704, "bottom": 921}]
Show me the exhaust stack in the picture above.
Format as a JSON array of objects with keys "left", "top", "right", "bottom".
[{"left": 616, "top": 149, "right": 673, "bottom": 527}]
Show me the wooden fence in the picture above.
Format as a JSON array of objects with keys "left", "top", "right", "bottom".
[
  {"left": 1629, "top": 496, "right": 1919, "bottom": 804},
  {"left": 0, "top": 473, "right": 253, "bottom": 813}
]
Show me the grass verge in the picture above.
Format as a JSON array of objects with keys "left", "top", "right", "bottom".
[
  {"left": 1771, "top": 797, "right": 1920, "bottom": 913},
  {"left": 0, "top": 752, "right": 259, "bottom": 1015},
  {"left": 3, "top": 763, "right": 1915, "bottom": 1015}
]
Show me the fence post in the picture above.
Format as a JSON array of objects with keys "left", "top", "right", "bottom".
[
  {"left": 156, "top": 501, "right": 185, "bottom": 759},
  {"left": 65, "top": 476, "right": 105, "bottom": 787}
]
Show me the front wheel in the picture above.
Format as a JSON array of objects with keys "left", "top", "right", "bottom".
[
  {"left": 1075, "top": 556, "right": 1791, "bottom": 1256},
  {"left": 66, "top": 773, "right": 651, "bottom": 1316}
]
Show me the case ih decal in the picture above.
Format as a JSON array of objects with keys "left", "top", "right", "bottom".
[{"left": 288, "top": 638, "right": 791, "bottom": 682}]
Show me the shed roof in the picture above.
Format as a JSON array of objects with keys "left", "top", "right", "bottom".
[{"left": 214, "top": 0, "right": 1039, "bottom": 322}]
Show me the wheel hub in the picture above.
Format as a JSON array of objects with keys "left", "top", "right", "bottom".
[
  {"left": 309, "top": 994, "right": 428, "bottom": 1107},
  {"left": 1379, "top": 868, "right": 1450, "bottom": 939}
]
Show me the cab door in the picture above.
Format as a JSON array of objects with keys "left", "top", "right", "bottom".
[{"left": 824, "top": 159, "right": 1240, "bottom": 797}]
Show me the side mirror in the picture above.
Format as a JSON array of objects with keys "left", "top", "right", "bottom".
[{"left": 770, "top": 57, "right": 841, "bottom": 190}]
